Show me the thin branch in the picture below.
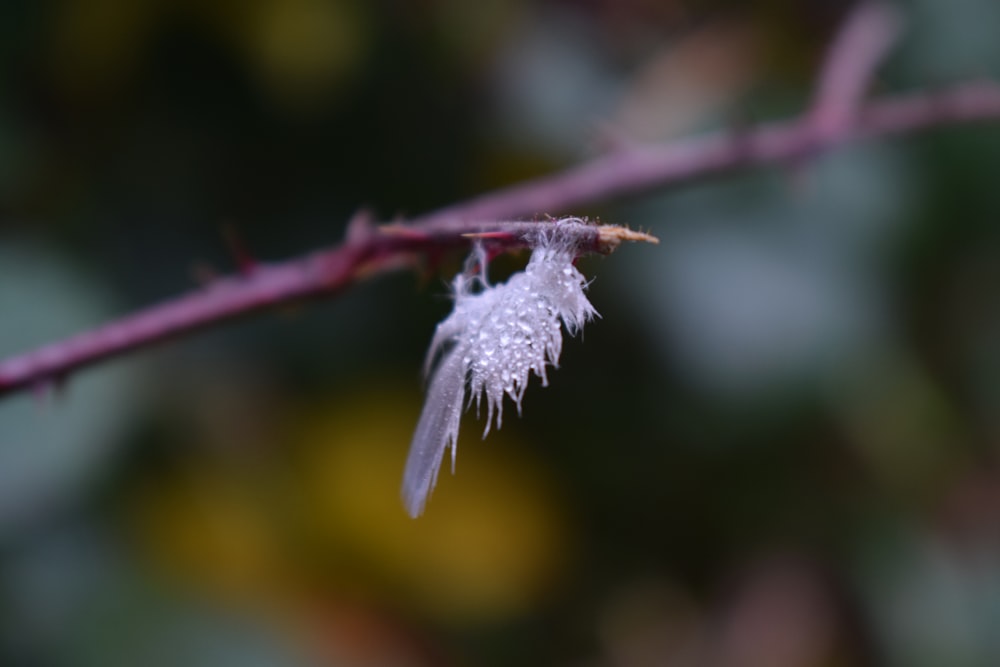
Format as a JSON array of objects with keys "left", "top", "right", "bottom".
[
  {"left": 3, "top": 81, "right": 998, "bottom": 399},
  {"left": 414, "top": 80, "right": 1000, "bottom": 227},
  {"left": 0, "top": 220, "right": 644, "bottom": 398},
  {"left": 3, "top": 27, "right": 1000, "bottom": 399},
  {"left": 808, "top": 2, "right": 902, "bottom": 137}
]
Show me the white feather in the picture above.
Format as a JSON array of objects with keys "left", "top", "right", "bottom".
[{"left": 402, "top": 234, "right": 597, "bottom": 517}]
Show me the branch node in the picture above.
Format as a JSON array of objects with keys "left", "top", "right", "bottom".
[{"left": 809, "top": 2, "right": 903, "bottom": 137}]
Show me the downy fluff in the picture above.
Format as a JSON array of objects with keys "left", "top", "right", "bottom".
[{"left": 402, "top": 233, "right": 597, "bottom": 517}]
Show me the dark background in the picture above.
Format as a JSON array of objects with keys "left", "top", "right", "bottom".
[{"left": 2, "top": 1, "right": 1000, "bottom": 665}]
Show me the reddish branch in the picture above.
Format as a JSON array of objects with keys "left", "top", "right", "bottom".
[
  {"left": 808, "top": 2, "right": 901, "bottom": 137},
  {"left": 413, "top": 81, "right": 1000, "bottom": 227},
  {"left": 3, "top": 3, "right": 1000, "bottom": 399}
]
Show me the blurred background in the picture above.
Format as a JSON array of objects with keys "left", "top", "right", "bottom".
[{"left": 2, "top": 0, "right": 1000, "bottom": 665}]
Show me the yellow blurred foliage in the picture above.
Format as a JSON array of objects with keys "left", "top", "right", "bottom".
[
  {"left": 133, "top": 465, "right": 295, "bottom": 605},
  {"left": 291, "top": 385, "right": 571, "bottom": 621},
  {"left": 46, "top": 0, "right": 369, "bottom": 109},
  {"left": 47, "top": 0, "right": 164, "bottom": 93},
  {"left": 130, "top": 382, "right": 570, "bottom": 624},
  {"left": 225, "top": 0, "right": 369, "bottom": 110}
]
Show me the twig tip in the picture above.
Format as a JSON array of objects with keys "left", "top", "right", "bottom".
[{"left": 596, "top": 224, "right": 660, "bottom": 252}]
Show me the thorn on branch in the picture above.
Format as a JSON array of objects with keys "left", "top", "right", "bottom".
[
  {"left": 222, "top": 223, "right": 258, "bottom": 277},
  {"left": 191, "top": 262, "right": 220, "bottom": 287},
  {"left": 32, "top": 376, "right": 65, "bottom": 408},
  {"left": 346, "top": 209, "right": 377, "bottom": 243}
]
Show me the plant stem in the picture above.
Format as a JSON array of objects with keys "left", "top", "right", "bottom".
[{"left": 2, "top": 2, "right": 1000, "bottom": 399}]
